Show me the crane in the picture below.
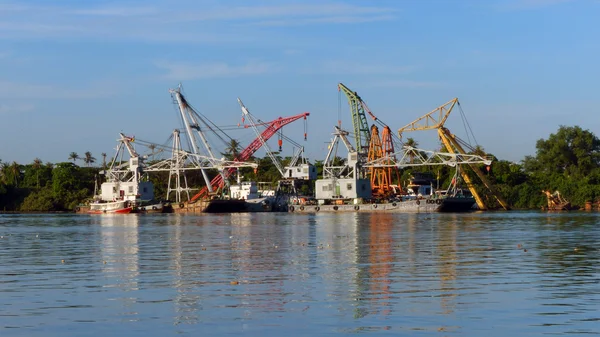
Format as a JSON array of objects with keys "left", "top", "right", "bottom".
[
  {"left": 103, "top": 133, "right": 144, "bottom": 184},
  {"left": 338, "top": 83, "right": 401, "bottom": 197},
  {"left": 238, "top": 98, "right": 285, "bottom": 178},
  {"left": 238, "top": 98, "right": 314, "bottom": 181},
  {"left": 397, "top": 98, "right": 510, "bottom": 210},
  {"left": 338, "top": 83, "right": 371, "bottom": 155},
  {"left": 169, "top": 85, "right": 219, "bottom": 192},
  {"left": 367, "top": 125, "right": 391, "bottom": 198},
  {"left": 189, "top": 110, "right": 310, "bottom": 202}
]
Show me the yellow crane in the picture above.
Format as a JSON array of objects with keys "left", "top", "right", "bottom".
[{"left": 397, "top": 99, "right": 510, "bottom": 210}]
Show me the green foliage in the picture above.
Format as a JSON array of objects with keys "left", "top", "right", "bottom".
[
  {"left": 522, "top": 125, "right": 600, "bottom": 207},
  {"left": 20, "top": 188, "right": 57, "bottom": 212}
]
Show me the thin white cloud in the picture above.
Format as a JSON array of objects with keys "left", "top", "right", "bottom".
[
  {"left": 495, "top": 0, "right": 574, "bottom": 10},
  {"left": 155, "top": 61, "right": 273, "bottom": 80},
  {"left": 0, "top": 103, "right": 35, "bottom": 115},
  {"left": 0, "top": 1, "right": 396, "bottom": 42},
  {"left": 365, "top": 80, "right": 443, "bottom": 89},
  {"left": 0, "top": 80, "right": 118, "bottom": 99},
  {"left": 319, "top": 61, "right": 415, "bottom": 75},
  {"left": 69, "top": 6, "right": 158, "bottom": 17},
  {"left": 254, "top": 14, "right": 395, "bottom": 27},
  {"left": 173, "top": 3, "right": 394, "bottom": 22},
  {"left": 0, "top": 22, "right": 78, "bottom": 34}
]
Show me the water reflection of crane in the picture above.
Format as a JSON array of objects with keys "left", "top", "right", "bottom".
[
  {"left": 229, "top": 214, "right": 287, "bottom": 315},
  {"left": 437, "top": 216, "right": 459, "bottom": 315},
  {"left": 99, "top": 215, "right": 140, "bottom": 312},
  {"left": 367, "top": 213, "right": 394, "bottom": 317},
  {"left": 170, "top": 215, "right": 201, "bottom": 326},
  {"left": 316, "top": 213, "right": 360, "bottom": 317},
  {"left": 350, "top": 213, "right": 395, "bottom": 319}
]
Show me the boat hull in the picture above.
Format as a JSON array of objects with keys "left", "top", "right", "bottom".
[
  {"left": 288, "top": 197, "right": 476, "bottom": 213},
  {"left": 88, "top": 207, "right": 134, "bottom": 214},
  {"left": 87, "top": 201, "right": 133, "bottom": 214},
  {"left": 174, "top": 198, "right": 274, "bottom": 213},
  {"left": 137, "top": 202, "right": 173, "bottom": 214}
]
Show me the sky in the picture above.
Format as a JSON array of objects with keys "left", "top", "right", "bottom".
[{"left": 0, "top": 0, "right": 599, "bottom": 165}]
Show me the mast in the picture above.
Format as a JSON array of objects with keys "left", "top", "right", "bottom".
[
  {"left": 166, "top": 129, "right": 191, "bottom": 203},
  {"left": 169, "top": 85, "right": 213, "bottom": 191}
]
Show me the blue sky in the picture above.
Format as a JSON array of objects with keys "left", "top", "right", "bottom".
[{"left": 0, "top": 0, "right": 599, "bottom": 165}]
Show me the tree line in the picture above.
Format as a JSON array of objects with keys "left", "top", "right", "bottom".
[{"left": 1, "top": 125, "right": 599, "bottom": 212}]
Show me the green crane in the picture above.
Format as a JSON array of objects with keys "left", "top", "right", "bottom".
[{"left": 338, "top": 83, "right": 371, "bottom": 155}]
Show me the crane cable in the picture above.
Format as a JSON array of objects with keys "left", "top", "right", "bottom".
[
  {"left": 337, "top": 88, "right": 342, "bottom": 128},
  {"left": 456, "top": 101, "right": 480, "bottom": 152}
]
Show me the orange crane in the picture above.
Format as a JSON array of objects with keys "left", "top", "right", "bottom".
[
  {"left": 338, "top": 83, "right": 401, "bottom": 197},
  {"left": 190, "top": 112, "right": 309, "bottom": 202},
  {"left": 367, "top": 125, "right": 397, "bottom": 198},
  {"left": 397, "top": 98, "right": 510, "bottom": 210}
]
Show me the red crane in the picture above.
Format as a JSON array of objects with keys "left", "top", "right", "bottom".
[{"left": 190, "top": 112, "right": 310, "bottom": 201}]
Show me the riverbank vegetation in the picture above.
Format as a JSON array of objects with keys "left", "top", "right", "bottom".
[{"left": 1, "top": 125, "right": 599, "bottom": 212}]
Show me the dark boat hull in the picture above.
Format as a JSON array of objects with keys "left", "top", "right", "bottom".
[
  {"left": 203, "top": 199, "right": 248, "bottom": 213},
  {"left": 288, "top": 196, "right": 476, "bottom": 213},
  {"left": 438, "top": 197, "right": 477, "bottom": 212},
  {"left": 174, "top": 198, "right": 274, "bottom": 213}
]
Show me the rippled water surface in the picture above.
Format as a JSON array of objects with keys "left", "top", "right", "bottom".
[{"left": 1, "top": 212, "right": 599, "bottom": 336}]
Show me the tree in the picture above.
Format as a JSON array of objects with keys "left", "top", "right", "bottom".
[
  {"left": 51, "top": 162, "right": 92, "bottom": 210},
  {"left": 404, "top": 137, "right": 419, "bottom": 164},
  {"left": 101, "top": 153, "right": 107, "bottom": 171},
  {"left": 0, "top": 162, "right": 9, "bottom": 185},
  {"left": 528, "top": 125, "right": 600, "bottom": 176},
  {"left": 69, "top": 152, "right": 80, "bottom": 163},
  {"left": 472, "top": 145, "right": 486, "bottom": 157},
  {"left": 32, "top": 158, "right": 43, "bottom": 188},
  {"left": 223, "top": 139, "right": 242, "bottom": 160},
  {"left": 522, "top": 125, "right": 600, "bottom": 207},
  {"left": 9, "top": 161, "right": 20, "bottom": 187},
  {"left": 83, "top": 151, "right": 96, "bottom": 167}
]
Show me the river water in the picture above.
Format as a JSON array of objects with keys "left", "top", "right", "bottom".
[{"left": 0, "top": 212, "right": 598, "bottom": 336}]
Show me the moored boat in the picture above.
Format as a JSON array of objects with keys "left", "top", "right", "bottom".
[
  {"left": 288, "top": 190, "right": 476, "bottom": 214},
  {"left": 88, "top": 200, "right": 134, "bottom": 214},
  {"left": 78, "top": 133, "right": 163, "bottom": 215},
  {"left": 173, "top": 181, "right": 274, "bottom": 213}
]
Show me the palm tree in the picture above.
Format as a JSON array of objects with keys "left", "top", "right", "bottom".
[
  {"left": 69, "top": 152, "right": 79, "bottom": 163},
  {"left": 404, "top": 137, "right": 419, "bottom": 164},
  {"left": 32, "top": 158, "right": 42, "bottom": 188},
  {"left": 0, "top": 162, "right": 9, "bottom": 185},
  {"left": 9, "top": 161, "right": 20, "bottom": 187},
  {"left": 472, "top": 145, "right": 486, "bottom": 157},
  {"left": 101, "top": 153, "right": 107, "bottom": 171},
  {"left": 224, "top": 139, "right": 242, "bottom": 160},
  {"left": 84, "top": 151, "right": 96, "bottom": 167}
]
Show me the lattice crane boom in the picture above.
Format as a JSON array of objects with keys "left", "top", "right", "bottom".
[
  {"left": 238, "top": 98, "right": 286, "bottom": 177},
  {"left": 397, "top": 98, "right": 458, "bottom": 137},
  {"left": 338, "top": 83, "right": 371, "bottom": 154},
  {"left": 189, "top": 111, "right": 310, "bottom": 202},
  {"left": 396, "top": 98, "right": 510, "bottom": 210}
]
